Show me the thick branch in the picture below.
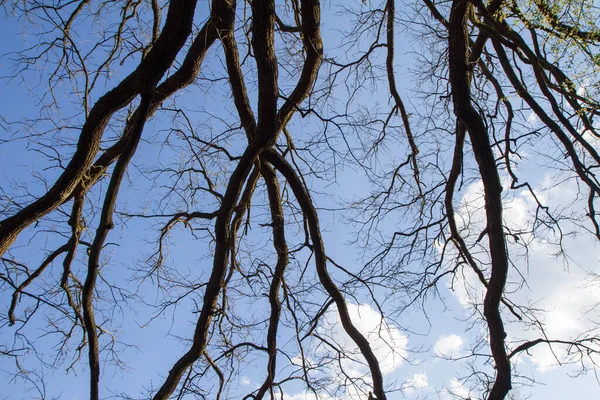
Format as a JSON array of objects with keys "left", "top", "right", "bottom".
[
  {"left": 254, "top": 163, "right": 289, "bottom": 400},
  {"left": 0, "top": 0, "right": 199, "bottom": 257},
  {"left": 83, "top": 92, "right": 153, "bottom": 400},
  {"left": 448, "top": 1, "right": 511, "bottom": 399},
  {"left": 152, "top": 2, "right": 283, "bottom": 397},
  {"left": 265, "top": 150, "right": 387, "bottom": 400}
]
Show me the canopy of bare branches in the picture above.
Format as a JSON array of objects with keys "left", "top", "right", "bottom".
[{"left": 1, "top": 0, "right": 600, "bottom": 399}]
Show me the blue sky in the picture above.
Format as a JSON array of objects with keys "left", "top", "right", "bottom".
[{"left": 2, "top": 1, "right": 600, "bottom": 399}]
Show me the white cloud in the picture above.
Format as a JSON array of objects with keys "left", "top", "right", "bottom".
[
  {"left": 240, "top": 376, "right": 251, "bottom": 386},
  {"left": 409, "top": 372, "right": 429, "bottom": 389},
  {"left": 320, "top": 302, "right": 409, "bottom": 376},
  {"left": 503, "top": 176, "right": 600, "bottom": 369},
  {"left": 445, "top": 378, "right": 470, "bottom": 399},
  {"left": 511, "top": 274, "right": 600, "bottom": 370},
  {"left": 450, "top": 175, "right": 600, "bottom": 372},
  {"left": 274, "top": 303, "right": 408, "bottom": 400},
  {"left": 290, "top": 354, "right": 315, "bottom": 369},
  {"left": 526, "top": 111, "right": 539, "bottom": 123},
  {"left": 433, "top": 334, "right": 464, "bottom": 358},
  {"left": 276, "top": 391, "right": 332, "bottom": 400},
  {"left": 404, "top": 372, "right": 429, "bottom": 395}
]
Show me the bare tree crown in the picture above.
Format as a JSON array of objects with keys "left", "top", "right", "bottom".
[{"left": 1, "top": 0, "right": 600, "bottom": 399}]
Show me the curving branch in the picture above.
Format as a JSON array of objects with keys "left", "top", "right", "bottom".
[
  {"left": 0, "top": 0, "right": 199, "bottom": 257},
  {"left": 265, "top": 149, "right": 388, "bottom": 400},
  {"left": 448, "top": 1, "right": 511, "bottom": 398},
  {"left": 385, "top": 0, "right": 421, "bottom": 194},
  {"left": 254, "top": 163, "right": 289, "bottom": 400},
  {"left": 83, "top": 91, "right": 154, "bottom": 400}
]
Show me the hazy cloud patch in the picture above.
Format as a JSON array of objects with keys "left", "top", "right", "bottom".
[{"left": 433, "top": 335, "right": 464, "bottom": 358}]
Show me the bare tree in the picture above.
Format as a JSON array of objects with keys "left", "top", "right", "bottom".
[
  {"left": 2, "top": 0, "right": 600, "bottom": 399},
  {"left": 340, "top": 0, "right": 600, "bottom": 397}
]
